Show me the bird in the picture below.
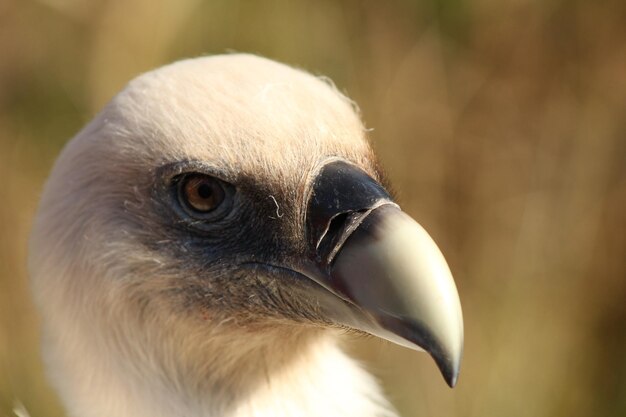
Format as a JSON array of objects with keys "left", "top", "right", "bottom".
[{"left": 29, "top": 54, "right": 463, "bottom": 417}]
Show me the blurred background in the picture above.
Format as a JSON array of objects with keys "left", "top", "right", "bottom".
[{"left": 1, "top": 0, "right": 625, "bottom": 416}]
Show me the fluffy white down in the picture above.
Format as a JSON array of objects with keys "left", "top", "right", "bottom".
[{"left": 30, "top": 54, "right": 397, "bottom": 417}]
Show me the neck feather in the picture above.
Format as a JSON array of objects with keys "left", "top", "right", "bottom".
[{"left": 43, "top": 316, "right": 396, "bottom": 417}]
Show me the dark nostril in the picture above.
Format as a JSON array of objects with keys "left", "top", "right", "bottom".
[
  {"left": 315, "top": 210, "right": 373, "bottom": 269},
  {"left": 306, "top": 161, "right": 391, "bottom": 254},
  {"left": 318, "top": 212, "right": 351, "bottom": 256}
]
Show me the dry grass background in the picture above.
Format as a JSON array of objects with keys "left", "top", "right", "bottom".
[{"left": 1, "top": 0, "right": 625, "bottom": 416}]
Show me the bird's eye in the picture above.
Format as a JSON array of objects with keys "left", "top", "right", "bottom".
[{"left": 178, "top": 174, "right": 226, "bottom": 213}]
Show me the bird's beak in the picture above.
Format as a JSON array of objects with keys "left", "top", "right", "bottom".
[{"left": 300, "top": 161, "right": 463, "bottom": 387}]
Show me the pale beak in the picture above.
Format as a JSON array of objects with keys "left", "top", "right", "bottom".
[{"left": 302, "top": 161, "right": 464, "bottom": 387}]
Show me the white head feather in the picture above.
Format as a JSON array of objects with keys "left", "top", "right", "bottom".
[{"left": 30, "top": 54, "right": 395, "bottom": 417}]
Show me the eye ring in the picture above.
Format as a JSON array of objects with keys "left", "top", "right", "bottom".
[{"left": 176, "top": 173, "right": 228, "bottom": 216}]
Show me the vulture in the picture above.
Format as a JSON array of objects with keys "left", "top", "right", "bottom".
[{"left": 29, "top": 54, "right": 463, "bottom": 417}]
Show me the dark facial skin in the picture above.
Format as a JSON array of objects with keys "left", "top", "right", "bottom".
[{"left": 115, "top": 158, "right": 356, "bottom": 328}]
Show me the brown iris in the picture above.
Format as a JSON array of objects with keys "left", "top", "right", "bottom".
[{"left": 179, "top": 174, "right": 225, "bottom": 213}]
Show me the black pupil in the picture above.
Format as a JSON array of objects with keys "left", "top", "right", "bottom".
[{"left": 197, "top": 183, "right": 213, "bottom": 199}]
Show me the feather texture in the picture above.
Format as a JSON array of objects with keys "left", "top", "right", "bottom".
[{"left": 30, "top": 54, "right": 396, "bottom": 417}]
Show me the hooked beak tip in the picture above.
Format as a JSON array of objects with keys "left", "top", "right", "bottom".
[
  {"left": 434, "top": 350, "right": 461, "bottom": 388},
  {"left": 377, "top": 313, "right": 463, "bottom": 388}
]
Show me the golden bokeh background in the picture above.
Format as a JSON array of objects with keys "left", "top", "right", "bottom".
[{"left": 1, "top": 1, "right": 625, "bottom": 416}]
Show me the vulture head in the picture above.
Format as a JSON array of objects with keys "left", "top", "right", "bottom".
[{"left": 29, "top": 54, "right": 463, "bottom": 417}]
